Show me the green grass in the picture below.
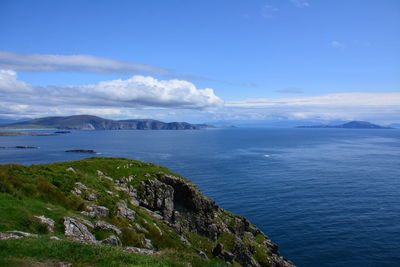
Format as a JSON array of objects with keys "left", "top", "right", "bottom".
[
  {"left": 0, "top": 157, "right": 275, "bottom": 267},
  {"left": 0, "top": 238, "right": 226, "bottom": 267}
]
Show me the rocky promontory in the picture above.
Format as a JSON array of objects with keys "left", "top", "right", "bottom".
[{"left": 0, "top": 157, "right": 294, "bottom": 266}]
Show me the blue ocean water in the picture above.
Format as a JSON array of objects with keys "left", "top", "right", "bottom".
[{"left": 1, "top": 128, "right": 399, "bottom": 267}]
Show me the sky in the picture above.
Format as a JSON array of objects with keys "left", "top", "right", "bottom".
[{"left": 0, "top": 0, "right": 399, "bottom": 124}]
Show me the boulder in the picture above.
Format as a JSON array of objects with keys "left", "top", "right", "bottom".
[
  {"left": 82, "top": 205, "right": 109, "bottom": 218},
  {"left": 116, "top": 201, "right": 135, "bottom": 221},
  {"left": 94, "top": 220, "right": 122, "bottom": 235},
  {"left": 63, "top": 217, "right": 97, "bottom": 244}
]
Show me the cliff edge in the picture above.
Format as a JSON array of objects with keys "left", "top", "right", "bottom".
[{"left": 0, "top": 157, "right": 294, "bottom": 267}]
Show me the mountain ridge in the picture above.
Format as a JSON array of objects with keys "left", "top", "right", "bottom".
[
  {"left": 296, "top": 121, "right": 392, "bottom": 129},
  {"left": 0, "top": 115, "right": 213, "bottom": 130}
]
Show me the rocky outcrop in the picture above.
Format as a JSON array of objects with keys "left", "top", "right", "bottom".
[
  {"left": 94, "top": 221, "right": 122, "bottom": 235},
  {"left": 116, "top": 201, "right": 135, "bottom": 220},
  {"left": 133, "top": 172, "right": 294, "bottom": 267},
  {"left": 82, "top": 205, "right": 109, "bottom": 218},
  {"left": 34, "top": 215, "right": 55, "bottom": 233},
  {"left": 63, "top": 217, "right": 97, "bottom": 244}
]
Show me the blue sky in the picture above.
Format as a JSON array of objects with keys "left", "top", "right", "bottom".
[{"left": 0, "top": 0, "right": 399, "bottom": 124}]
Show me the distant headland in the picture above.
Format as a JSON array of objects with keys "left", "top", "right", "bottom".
[
  {"left": 0, "top": 115, "right": 214, "bottom": 130},
  {"left": 297, "top": 121, "right": 392, "bottom": 129}
]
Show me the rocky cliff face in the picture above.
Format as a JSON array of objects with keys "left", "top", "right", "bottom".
[
  {"left": 0, "top": 157, "right": 294, "bottom": 267},
  {"left": 136, "top": 173, "right": 293, "bottom": 266}
]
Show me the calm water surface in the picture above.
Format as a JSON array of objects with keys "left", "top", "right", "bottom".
[{"left": 1, "top": 128, "right": 399, "bottom": 267}]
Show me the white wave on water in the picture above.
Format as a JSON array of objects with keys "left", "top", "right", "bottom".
[{"left": 264, "top": 154, "right": 271, "bottom": 158}]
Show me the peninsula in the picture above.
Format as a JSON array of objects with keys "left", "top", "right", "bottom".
[{"left": 0, "top": 115, "right": 213, "bottom": 130}]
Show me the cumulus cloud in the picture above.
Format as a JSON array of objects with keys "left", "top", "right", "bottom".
[
  {"left": 0, "top": 69, "right": 223, "bottom": 112},
  {"left": 290, "top": 0, "right": 310, "bottom": 8},
  {"left": 0, "top": 69, "right": 32, "bottom": 93},
  {"left": 0, "top": 51, "right": 170, "bottom": 75}
]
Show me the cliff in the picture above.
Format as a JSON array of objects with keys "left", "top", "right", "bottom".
[
  {"left": 0, "top": 115, "right": 213, "bottom": 130},
  {"left": 0, "top": 157, "right": 294, "bottom": 267}
]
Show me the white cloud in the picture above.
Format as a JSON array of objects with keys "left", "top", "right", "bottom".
[
  {"left": 0, "top": 69, "right": 224, "bottom": 111},
  {"left": 220, "top": 93, "right": 400, "bottom": 123},
  {"left": 226, "top": 93, "right": 400, "bottom": 107},
  {"left": 0, "top": 69, "right": 32, "bottom": 93},
  {"left": 290, "top": 0, "right": 310, "bottom": 8},
  {"left": 0, "top": 51, "right": 170, "bottom": 75},
  {"left": 331, "top": 41, "right": 344, "bottom": 48}
]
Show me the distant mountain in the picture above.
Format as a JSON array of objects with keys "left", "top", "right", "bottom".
[
  {"left": 0, "top": 115, "right": 213, "bottom": 130},
  {"left": 297, "top": 121, "right": 393, "bottom": 129},
  {"left": 389, "top": 123, "right": 400, "bottom": 129}
]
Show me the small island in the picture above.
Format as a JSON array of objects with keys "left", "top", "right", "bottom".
[
  {"left": 297, "top": 121, "right": 392, "bottom": 129},
  {"left": 65, "top": 149, "right": 97, "bottom": 154}
]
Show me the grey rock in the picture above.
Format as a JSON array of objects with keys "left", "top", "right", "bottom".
[
  {"left": 101, "top": 235, "right": 122, "bottom": 246},
  {"left": 7, "top": 231, "right": 38, "bottom": 238},
  {"left": 116, "top": 201, "right": 135, "bottom": 221},
  {"left": 138, "top": 180, "right": 174, "bottom": 220},
  {"left": 34, "top": 215, "right": 55, "bottom": 233},
  {"left": 75, "top": 182, "right": 88, "bottom": 191},
  {"left": 49, "top": 236, "right": 62, "bottom": 240},
  {"left": 199, "top": 251, "right": 208, "bottom": 259},
  {"left": 144, "top": 238, "right": 154, "bottom": 249},
  {"left": 0, "top": 233, "right": 22, "bottom": 240},
  {"left": 86, "top": 193, "right": 98, "bottom": 201},
  {"left": 63, "top": 217, "right": 97, "bottom": 244},
  {"left": 94, "top": 220, "right": 122, "bottom": 235},
  {"left": 71, "top": 188, "right": 82, "bottom": 196},
  {"left": 124, "top": 247, "right": 155, "bottom": 255},
  {"left": 82, "top": 205, "right": 109, "bottom": 218}
]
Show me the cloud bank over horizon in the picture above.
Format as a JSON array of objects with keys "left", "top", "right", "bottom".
[{"left": 0, "top": 69, "right": 399, "bottom": 124}]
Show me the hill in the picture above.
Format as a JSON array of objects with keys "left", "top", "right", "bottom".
[
  {"left": 0, "top": 157, "right": 293, "bottom": 267},
  {"left": 297, "top": 121, "right": 392, "bottom": 129},
  {"left": 0, "top": 115, "right": 213, "bottom": 130}
]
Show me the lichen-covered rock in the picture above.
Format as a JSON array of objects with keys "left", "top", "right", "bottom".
[
  {"left": 82, "top": 205, "right": 109, "bottom": 218},
  {"left": 116, "top": 201, "right": 135, "bottom": 221},
  {"left": 63, "top": 217, "right": 97, "bottom": 244},
  {"left": 34, "top": 215, "right": 55, "bottom": 233},
  {"left": 101, "top": 235, "right": 122, "bottom": 246},
  {"left": 94, "top": 220, "right": 122, "bottom": 235},
  {"left": 86, "top": 193, "right": 98, "bottom": 201}
]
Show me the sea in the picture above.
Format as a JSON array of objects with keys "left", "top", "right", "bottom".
[{"left": 1, "top": 128, "right": 399, "bottom": 267}]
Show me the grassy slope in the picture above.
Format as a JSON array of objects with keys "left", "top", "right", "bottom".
[{"left": 0, "top": 157, "right": 228, "bottom": 267}]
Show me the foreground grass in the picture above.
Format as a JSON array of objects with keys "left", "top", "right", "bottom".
[{"left": 0, "top": 238, "right": 226, "bottom": 267}]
